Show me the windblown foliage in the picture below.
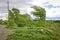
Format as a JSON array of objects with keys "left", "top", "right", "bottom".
[{"left": 5, "top": 6, "right": 60, "bottom": 40}]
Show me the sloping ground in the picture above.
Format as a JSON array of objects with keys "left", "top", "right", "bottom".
[
  {"left": 6, "top": 27, "right": 60, "bottom": 40},
  {"left": 0, "top": 25, "right": 13, "bottom": 40}
]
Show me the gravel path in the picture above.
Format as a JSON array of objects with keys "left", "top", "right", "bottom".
[{"left": 0, "top": 25, "right": 13, "bottom": 40}]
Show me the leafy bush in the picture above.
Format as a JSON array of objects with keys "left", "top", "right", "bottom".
[{"left": 6, "top": 27, "right": 59, "bottom": 40}]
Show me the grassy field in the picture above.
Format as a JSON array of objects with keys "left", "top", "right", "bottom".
[{"left": 6, "top": 25, "right": 60, "bottom": 40}]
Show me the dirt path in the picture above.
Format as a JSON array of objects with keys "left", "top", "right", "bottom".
[{"left": 0, "top": 25, "right": 13, "bottom": 40}]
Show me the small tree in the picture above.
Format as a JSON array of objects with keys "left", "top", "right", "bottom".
[
  {"left": 7, "top": 8, "right": 32, "bottom": 27},
  {"left": 7, "top": 10, "right": 17, "bottom": 28},
  {"left": 31, "top": 6, "right": 46, "bottom": 21},
  {"left": 31, "top": 6, "right": 46, "bottom": 27}
]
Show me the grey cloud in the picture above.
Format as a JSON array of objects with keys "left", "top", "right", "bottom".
[
  {"left": 0, "top": 0, "right": 7, "bottom": 3},
  {"left": 0, "top": 0, "right": 33, "bottom": 13},
  {"left": 9, "top": 0, "right": 32, "bottom": 4}
]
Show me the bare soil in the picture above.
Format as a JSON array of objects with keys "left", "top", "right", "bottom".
[{"left": 0, "top": 25, "right": 13, "bottom": 40}]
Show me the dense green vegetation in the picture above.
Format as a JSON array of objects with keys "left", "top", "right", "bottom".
[
  {"left": 0, "top": 6, "right": 60, "bottom": 40},
  {"left": 6, "top": 27, "right": 59, "bottom": 40}
]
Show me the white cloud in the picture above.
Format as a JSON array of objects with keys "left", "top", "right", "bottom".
[
  {"left": 0, "top": 0, "right": 60, "bottom": 20},
  {"left": 50, "top": 0, "right": 60, "bottom": 6},
  {"left": 0, "top": 13, "right": 8, "bottom": 20},
  {"left": 46, "top": 7, "right": 60, "bottom": 17},
  {"left": 30, "top": 0, "right": 60, "bottom": 20}
]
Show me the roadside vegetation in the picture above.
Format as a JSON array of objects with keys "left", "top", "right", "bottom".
[{"left": 0, "top": 6, "right": 60, "bottom": 40}]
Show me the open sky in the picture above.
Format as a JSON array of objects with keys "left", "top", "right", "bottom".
[{"left": 0, "top": 0, "right": 60, "bottom": 20}]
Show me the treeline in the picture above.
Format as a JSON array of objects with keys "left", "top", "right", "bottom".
[
  {"left": 0, "top": 6, "right": 60, "bottom": 27},
  {"left": 7, "top": 6, "right": 46, "bottom": 27}
]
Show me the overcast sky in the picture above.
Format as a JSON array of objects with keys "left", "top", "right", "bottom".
[{"left": 0, "top": 0, "right": 60, "bottom": 20}]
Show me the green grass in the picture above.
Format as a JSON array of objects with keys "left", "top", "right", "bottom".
[
  {"left": 6, "top": 21, "right": 60, "bottom": 40},
  {"left": 6, "top": 27, "right": 59, "bottom": 40}
]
